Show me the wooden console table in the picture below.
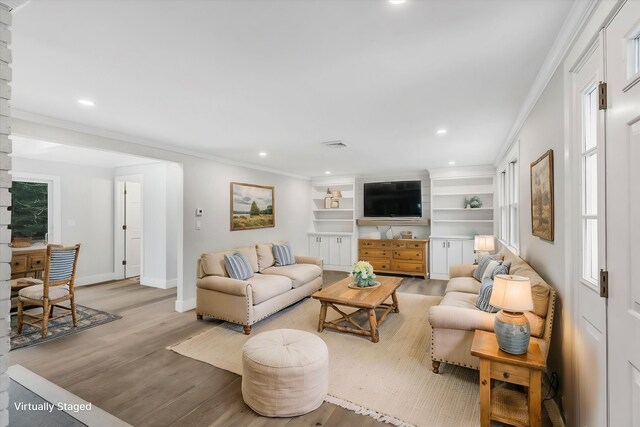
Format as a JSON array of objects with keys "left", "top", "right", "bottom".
[
  {"left": 358, "top": 238, "right": 429, "bottom": 279},
  {"left": 11, "top": 246, "right": 46, "bottom": 280},
  {"left": 471, "top": 330, "right": 546, "bottom": 427}
]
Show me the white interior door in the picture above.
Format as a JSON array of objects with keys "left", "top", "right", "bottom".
[
  {"left": 124, "top": 181, "right": 141, "bottom": 278},
  {"left": 571, "top": 32, "right": 607, "bottom": 427},
  {"left": 605, "top": 2, "right": 640, "bottom": 425}
]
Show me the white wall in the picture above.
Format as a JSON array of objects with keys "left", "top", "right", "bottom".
[
  {"left": 11, "top": 118, "right": 312, "bottom": 312},
  {"left": 356, "top": 172, "right": 431, "bottom": 239},
  {"left": 505, "top": 66, "right": 569, "bottom": 416},
  {"left": 180, "top": 156, "right": 311, "bottom": 308},
  {"left": 11, "top": 157, "right": 115, "bottom": 285},
  {"left": 114, "top": 162, "right": 181, "bottom": 289}
]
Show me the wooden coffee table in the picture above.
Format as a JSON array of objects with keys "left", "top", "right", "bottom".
[{"left": 312, "top": 275, "right": 403, "bottom": 343}]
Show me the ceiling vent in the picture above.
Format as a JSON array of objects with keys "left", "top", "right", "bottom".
[{"left": 321, "top": 140, "right": 348, "bottom": 149}]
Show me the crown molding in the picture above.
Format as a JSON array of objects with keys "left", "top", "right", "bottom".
[
  {"left": 11, "top": 109, "right": 310, "bottom": 180},
  {"left": 493, "top": 0, "right": 599, "bottom": 166}
]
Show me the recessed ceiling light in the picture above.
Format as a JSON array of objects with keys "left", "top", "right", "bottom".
[
  {"left": 389, "top": 0, "right": 406, "bottom": 4},
  {"left": 259, "top": 152, "right": 267, "bottom": 157},
  {"left": 77, "top": 99, "right": 95, "bottom": 107},
  {"left": 448, "top": 161, "right": 456, "bottom": 165},
  {"left": 325, "top": 171, "right": 331, "bottom": 175},
  {"left": 437, "top": 129, "right": 447, "bottom": 135}
]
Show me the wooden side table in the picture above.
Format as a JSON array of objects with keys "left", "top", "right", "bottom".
[{"left": 470, "top": 330, "right": 546, "bottom": 427}]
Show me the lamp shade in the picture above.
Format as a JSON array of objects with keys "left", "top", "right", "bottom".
[
  {"left": 490, "top": 274, "right": 533, "bottom": 312},
  {"left": 474, "top": 235, "right": 495, "bottom": 252}
]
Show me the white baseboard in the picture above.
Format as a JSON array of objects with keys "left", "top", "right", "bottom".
[
  {"left": 75, "top": 272, "right": 118, "bottom": 286},
  {"left": 140, "top": 277, "right": 177, "bottom": 289},
  {"left": 429, "top": 273, "right": 449, "bottom": 280},
  {"left": 175, "top": 298, "right": 195, "bottom": 313}
]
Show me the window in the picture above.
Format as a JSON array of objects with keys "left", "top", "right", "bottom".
[
  {"left": 581, "top": 86, "right": 599, "bottom": 284},
  {"left": 497, "top": 143, "right": 519, "bottom": 250},
  {"left": 11, "top": 181, "right": 48, "bottom": 240},
  {"left": 10, "top": 172, "right": 60, "bottom": 243}
]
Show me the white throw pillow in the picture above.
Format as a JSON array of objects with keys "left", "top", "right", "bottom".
[{"left": 481, "top": 260, "right": 500, "bottom": 281}]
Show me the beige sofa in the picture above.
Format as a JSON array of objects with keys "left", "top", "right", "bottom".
[
  {"left": 196, "top": 243, "right": 323, "bottom": 334},
  {"left": 428, "top": 246, "right": 556, "bottom": 373}
]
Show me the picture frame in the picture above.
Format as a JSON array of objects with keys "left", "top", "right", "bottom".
[
  {"left": 230, "top": 182, "right": 275, "bottom": 231},
  {"left": 530, "top": 149, "right": 554, "bottom": 241}
]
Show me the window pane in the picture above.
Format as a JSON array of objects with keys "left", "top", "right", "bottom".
[
  {"left": 584, "top": 152, "right": 597, "bottom": 215},
  {"left": 11, "top": 181, "right": 49, "bottom": 240},
  {"left": 583, "top": 218, "right": 598, "bottom": 283},
  {"left": 584, "top": 89, "right": 598, "bottom": 151}
]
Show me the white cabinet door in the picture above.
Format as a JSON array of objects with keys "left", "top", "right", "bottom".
[
  {"left": 462, "top": 239, "right": 475, "bottom": 264},
  {"left": 339, "top": 237, "right": 352, "bottom": 266},
  {"left": 309, "top": 236, "right": 320, "bottom": 258},
  {"left": 447, "top": 240, "right": 463, "bottom": 266},
  {"left": 317, "top": 236, "right": 330, "bottom": 263},
  {"left": 431, "top": 239, "right": 448, "bottom": 276},
  {"left": 329, "top": 237, "right": 341, "bottom": 266}
]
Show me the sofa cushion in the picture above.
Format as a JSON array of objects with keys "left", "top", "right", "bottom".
[
  {"left": 445, "top": 277, "right": 481, "bottom": 294},
  {"left": 257, "top": 243, "right": 276, "bottom": 272},
  {"left": 439, "top": 291, "right": 544, "bottom": 338},
  {"left": 476, "top": 278, "right": 499, "bottom": 313},
  {"left": 19, "top": 285, "right": 69, "bottom": 301},
  {"left": 273, "top": 243, "right": 295, "bottom": 266},
  {"left": 481, "top": 260, "right": 500, "bottom": 280},
  {"left": 263, "top": 264, "right": 322, "bottom": 288},
  {"left": 503, "top": 253, "right": 551, "bottom": 317},
  {"left": 224, "top": 253, "right": 254, "bottom": 280},
  {"left": 249, "top": 274, "right": 293, "bottom": 305},
  {"left": 201, "top": 251, "right": 231, "bottom": 277},
  {"left": 490, "top": 262, "right": 510, "bottom": 279},
  {"left": 235, "top": 246, "right": 259, "bottom": 273}
]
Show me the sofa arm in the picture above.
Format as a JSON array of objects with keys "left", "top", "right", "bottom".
[
  {"left": 295, "top": 255, "right": 323, "bottom": 268},
  {"left": 197, "top": 276, "right": 251, "bottom": 297},
  {"left": 428, "top": 305, "right": 495, "bottom": 332},
  {"left": 449, "top": 264, "right": 477, "bottom": 278}
]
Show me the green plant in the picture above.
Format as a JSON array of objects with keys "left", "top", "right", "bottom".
[{"left": 468, "top": 195, "right": 482, "bottom": 208}]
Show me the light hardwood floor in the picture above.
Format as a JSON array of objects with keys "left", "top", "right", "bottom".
[{"left": 9, "top": 272, "right": 544, "bottom": 426}]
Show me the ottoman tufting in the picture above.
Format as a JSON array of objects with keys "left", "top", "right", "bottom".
[{"left": 241, "top": 329, "right": 329, "bottom": 417}]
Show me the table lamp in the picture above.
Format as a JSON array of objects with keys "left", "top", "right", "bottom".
[
  {"left": 489, "top": 274, "right": 534, "bottom": 355},
  {"left": 474, "top": 235, "right": 495, "bottom": 263}
]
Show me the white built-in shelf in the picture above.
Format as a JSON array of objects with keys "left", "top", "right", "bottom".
[
  {"left": 313, "top": 219, "right": 354, "bottom": 222},
  {"left": 307, "top": 231, "right": 353, "bottom": 236}
]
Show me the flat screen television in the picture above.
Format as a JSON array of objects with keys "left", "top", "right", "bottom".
[{"left": 363, "top": 180, "right": 422, "bottom": 217}]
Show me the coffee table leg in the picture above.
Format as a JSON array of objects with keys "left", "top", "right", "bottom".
[
  {"left": 391, "top": 290, "right": 400, "bottom": 313},
  {"left": 368, "top": 309, "right": 379, "bottom": 343},
  {"left": 318, "top": 301, "right": 328, "bottom": 332}
]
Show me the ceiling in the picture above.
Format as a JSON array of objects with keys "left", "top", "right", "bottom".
[
  {"left": 10, "top": 0, "right": 574, "bottom": 177},
  {"left": 11, "top": 136, "right": 162, "bottom": 168}
]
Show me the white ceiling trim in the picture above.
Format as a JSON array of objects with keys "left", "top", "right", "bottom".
[
  {"left": 493, "top": 0, "right": 600, "bottom": 166},
  {"left": 12, "top": 109, "right": 310, "bottom": 181}
]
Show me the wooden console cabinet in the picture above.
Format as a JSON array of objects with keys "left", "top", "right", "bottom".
[{"left": 358, "top": 239, "right": 429, "bottom": 279}]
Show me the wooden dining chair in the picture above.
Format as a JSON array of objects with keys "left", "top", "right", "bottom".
[{"left": 17, "top": 244, "right": 81, "bottom": 338}]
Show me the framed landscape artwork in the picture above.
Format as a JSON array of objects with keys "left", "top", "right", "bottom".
[
  {"left": 230, "top": 182, "right": 275, "bottom": 231},
  {"left": 530, "top": 149, "right": 554, "bottom": 241}
]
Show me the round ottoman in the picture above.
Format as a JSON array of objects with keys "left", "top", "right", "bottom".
[{"left": 241, "top": 329, "right": 328, "bottom": 417}]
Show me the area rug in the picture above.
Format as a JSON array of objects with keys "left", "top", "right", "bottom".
[
  {"left": 11, "top": 305, "right": 121, "bottom": 351},
  {"left": 169, "top": 293, "right": 481, "bottom": 427}
]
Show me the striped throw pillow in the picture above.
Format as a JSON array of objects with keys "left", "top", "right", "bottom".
[
  {"left": 272, "top": 243, "right": 295, "bottom": 266},
  {"left": 473, "top": 255, "right": 496, "bottom": 281},
  {"left": 490, "top": 262, "right": 511, "bottom": 279},
  {"left": 476, "top": 278, "right": 499, "bottom": 313},
  {"left": 224, "top": 252, "right": 254, "bottom": 280}
]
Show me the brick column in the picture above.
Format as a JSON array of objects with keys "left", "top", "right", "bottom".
[{"left": 0, "top": 3, "right": 10, "bottom": 427}]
